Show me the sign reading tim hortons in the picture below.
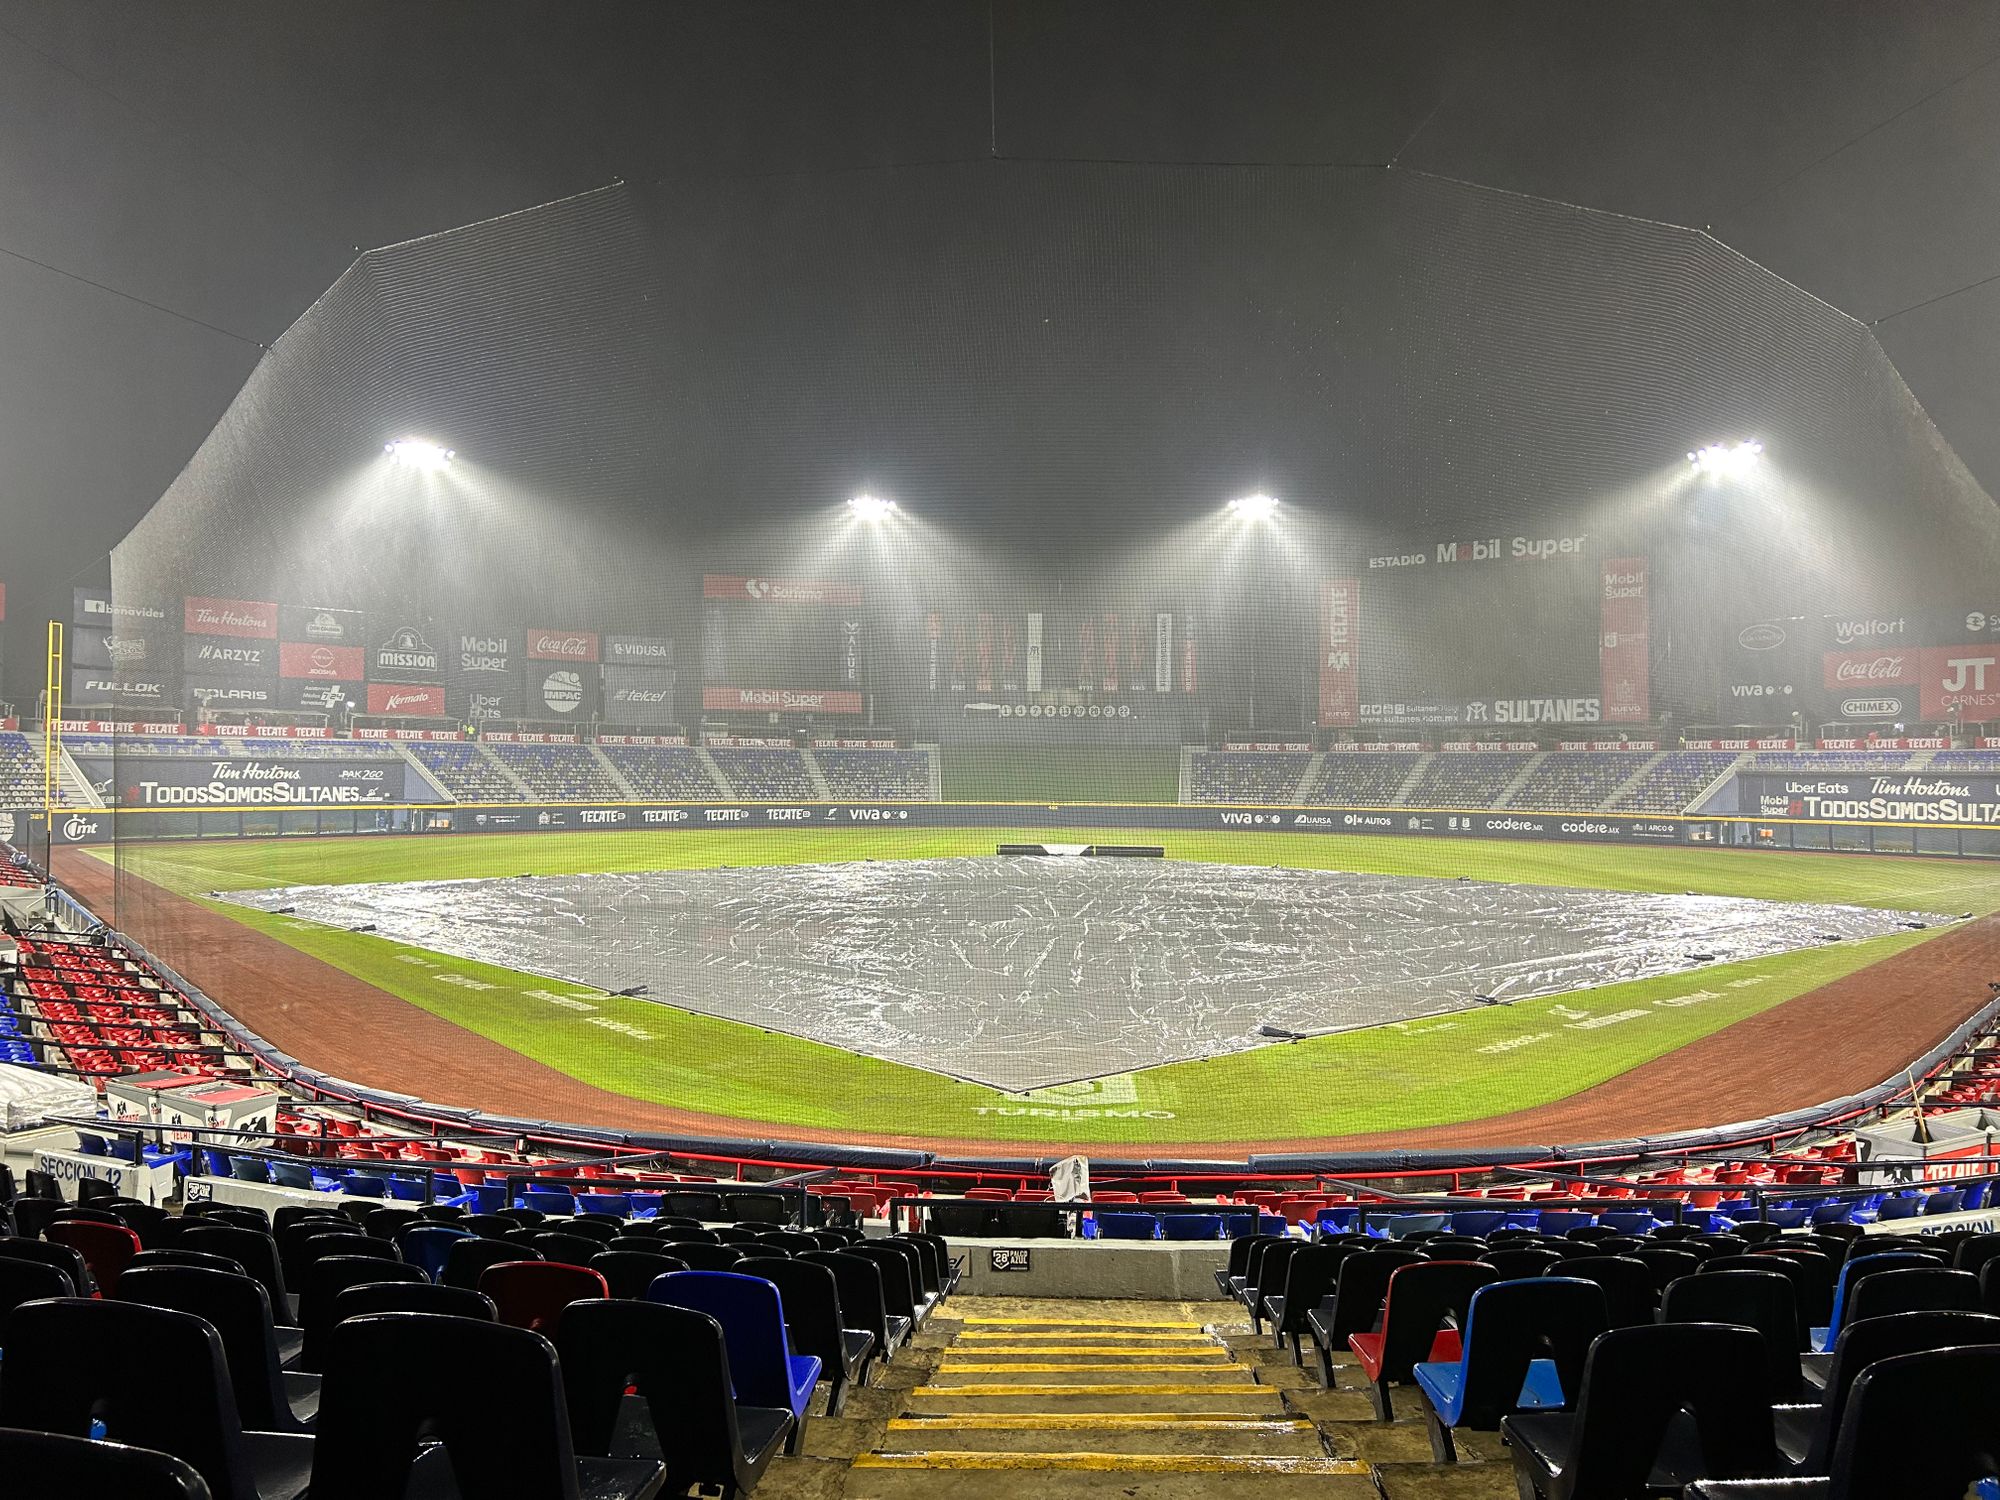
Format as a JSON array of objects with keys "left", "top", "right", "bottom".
[
  {"left": 372, "top": 625, "right": 440, "bottom": 678},
  {"left": 526, "top": 629, "right": 600, "bottom": 663},
  {"left": 183, "top": 597, "right": 278, "bottom": 639}
]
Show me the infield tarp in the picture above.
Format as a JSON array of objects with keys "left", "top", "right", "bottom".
[{"left": 219, "top": 857, "right": 1939, "bottom": 1092}]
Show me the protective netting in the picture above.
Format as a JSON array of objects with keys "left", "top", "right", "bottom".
[{"left": 46, "top": 162, "right": 1999, "bottom": 1145}]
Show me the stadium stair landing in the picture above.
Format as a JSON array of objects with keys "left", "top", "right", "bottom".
[{"left": 765, "top": 1296, "right": 1519, "bottom": 1500}]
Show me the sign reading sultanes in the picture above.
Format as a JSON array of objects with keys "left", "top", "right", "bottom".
[{"left": 78, "top": 756, "right": 403, "bottom": 807}]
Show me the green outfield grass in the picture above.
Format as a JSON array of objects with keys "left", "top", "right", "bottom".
[
  {"left": 112, "top": 830, "right": 2000, "bottom": 1145},
  {"left": 939, "top": 746, "right": 1181, "bottom": 804}
]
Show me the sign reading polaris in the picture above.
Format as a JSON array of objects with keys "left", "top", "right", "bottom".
[
  {"left": 78, "top": 756, "right": 421, "bottom": 807},
  {"left": 1746, "top": 773, "right": 2000, "bottom": 826}
]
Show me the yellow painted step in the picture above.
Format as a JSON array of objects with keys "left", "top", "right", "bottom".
[
  {"left": 855, "top": 1452, "right": 1368, "bottom": 1475},
  {"left": 913, "top": 1382, "right": 1267, "bottom": 1398},
  {"left": 956, "top": 1331, "right": 1215, "bottom": 1343},
  {"left": 889, "top": 1415, "right": 1313, "bottom": 1433},
  {"left": 943, "top": 1344, "right": 1223, "bottom": 1356},
  {"left": 937, "top": 1362, "right": 1238, "bottom": 1374},
  {"left": 961, "top": 1317, "right": 1206, "bottom": 1328}
]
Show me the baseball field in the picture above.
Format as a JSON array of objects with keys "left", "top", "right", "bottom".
[{"left": 88, "top": 827, "right": 2000, "bottom": 1153}]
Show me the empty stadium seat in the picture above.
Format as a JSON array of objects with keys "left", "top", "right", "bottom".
[{"left": 648, "top": 1271, "right": 820, "bottom": 1452}]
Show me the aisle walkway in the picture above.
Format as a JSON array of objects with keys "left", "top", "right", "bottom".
[{"left": 755, "top": 1296, "right": 1521, "bottom": 1500}]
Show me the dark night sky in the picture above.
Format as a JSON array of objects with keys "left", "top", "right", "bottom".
[{"left": 5, "top": 1, "right": 2000, "bottom": 696}]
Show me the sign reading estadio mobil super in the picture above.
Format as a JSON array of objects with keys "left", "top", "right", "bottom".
[{"left": 183, "top": 597, "right": 278, "bottom": 638}]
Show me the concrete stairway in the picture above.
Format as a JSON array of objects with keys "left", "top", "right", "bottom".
[{"left": 849, "top": 1307, "right": 1373, "bottom": 1498}]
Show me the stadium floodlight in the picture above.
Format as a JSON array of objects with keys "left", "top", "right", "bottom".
[
  {"left": 848, "top": 493, "right": 897, "bottom": 520},
  {"left": 1687, "top": 439, "right": 1762, "bottom": 476},
  {"left": 1227, "top": 492, "right": 1278, "bottom": 520},
  {"left": 384, "top": 438, "right": 455, "bottom": 469}
]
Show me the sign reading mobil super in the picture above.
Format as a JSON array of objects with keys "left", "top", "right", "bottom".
[{"left": 1744, "top": 773, "right": 2000, "bottom": 826}]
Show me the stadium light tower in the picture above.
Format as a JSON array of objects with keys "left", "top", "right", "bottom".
[
  {"left": 385, "top": 438, "right": 455, "bottom": 470},
  {"left": 1687, "top": 439, "right": 1762, "bottom": 477},
  {"left": 849, "top": 493, "right": 897, "bottom": 521},
  {"left": 1227, "top": 492, "right": 1279, "bottom": 521}
]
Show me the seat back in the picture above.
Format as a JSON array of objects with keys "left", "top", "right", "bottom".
[
  {"left": 1252, "top": 1238, "right": 1305, "bottom": 1301},
  {"left": 1809, "top": 1309, "right": 2000, "bottom": 1474},
  {"left": 1628, "top": 1247, "right": 1700, "bottom": 1299},
  {"left": 0, "top": 1234, "right": 93, "bottom": 1295},
  {"left": 588, "top": 1249, "right": 689, "bottom": 1299},
  {"left": 527, "top": 1231, "right": 605, "bottom": 1265},
  {"left": 1843, "top": 1266, "right": 1981, "bottom": 1323},
  {"left": 0, "top": 1256, "right": 78, "bottom": 1326},
  {"left": 1553, "top": 1255, "right": 1655, "bottom": 1327},
  {"left": 479, "top": 1260, "right": 607, "bottom": 1335},
  {"left": 1480, "top": 1247, "right": 1563, "bottom": 1280},
  {"left": 393, "top": 1223, "right": 473, "bottom": 1280},
  {"left": 1659, "top": 1269, "right": 1801, "bottom": 1401},
  {"left": 1951, "top": 1231, "right": 2000, "bottom": 1276},
  {"left": 927, "top": 1201, "right": 999, "bottom": 1238},
  {"left": 648, "top": 1269, "right": 802, "bottom": 1410},
  {"left": 1323, "top": 1249, "right": 1425, "bottom": 1343},
  {"left": 845, "top": 1242, "right": 921, "bottom": 1322},
  {"left": 558, "top": 1298, "right": 763, "bottom": 1489},
  {"left": 116, "top": 1265, "right": 298, "bottom": 1434},
  {"left": 128, "top": 1249, "right": 249, "bottom": 1278},
  {"left": 0, "top": 1426, "right": 214, "bottom": 1500},
  {"left": 310, "top": 1312, "right": 594, "bottom": 1500},
  {"left": 1273, "top": 1243, "right": 1357, "bottom": 1328},
  {"left": 444, "top": 1235, "right": 539, "bottom": 1288},
  {"left": 737, "top": 1255, "right": 849, "bottom": 1370},
  {"left": 1562, "top": 1323, "right": 1776, "bottom": 1494},
  {"left": 180, "top": 1226, "right": 286, "bottom": 1311},
  {"left": 0, "top": 1297, "right": 255, "bottom": 1500},
  {"left": 1827, "top": 1251, "right": 1946, "bottom": 1337},
  {"left": 1450, "top": 1277, "right": 1608, "bottom": 1427},
  {"left": 330, "top": 1280, "right": 498, "bottom": 1325},
  {"left": 660, "top": 1241, "right": 746, "bottom": 1272},
  {"left": 297, "top": 1255, "right": 427, "bottom": 1369},
  {"left": 800, "top": 1250, "right": 894, "bottom": 1348},
  {"left": 1375, "top": 1260, "right": 1498, "bottom": 1381},
  {"left": 1826, "top": 1346, "right": 2000, "bottom": 1500}
]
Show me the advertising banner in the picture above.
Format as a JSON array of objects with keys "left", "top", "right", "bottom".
[
  {"left": 1155, "top": 612, "right": 1173, "bottom": 693},
  {"left": 77, "top": 754, "right": 413, "bottom": 808},
  {"left": 1025, "top": 613, "right": 1044, "bottom": 692},
  {"left": 526, "top": 629, "right": 600, "bottom": 663},
  {"left": 369, "top": 621, "right": 443, "bottom": 682},
  {"left": 1319, "top": 579, "right": 1359, "bottom": 727},
  {"left": 603, "top": 634, "right": 673, "bottom": 666},
  {"left": 702, "top": 574, "right": 863, "bottom": 605},
  {"left": 1919, "top": 644, "right": 2000, "bottom": 721},
  {"left": 601, "top": 666, "right": 678, "bottom": 724},
  {"left": 528, "top": 663, "right": 600, "bottom": 721},
  {"left": 365, "top": 682, "right": 446, "bottom": 717},
  {"left": 183, "top": 637, "right": 278, "bottom": 675},
  {"left": 1743, "top": 772, "right": 2000, "bottom": 825},
  {"left": 182, "top": 675, "right": 278, "bottom": 710},
  {"left": 279, "top": 641, "right": 365, "bottom": 681},
  {"left": 1826, "top": 690, "right": 1917, "bottom": 723},
  {"left": 68, "top": 670, "right": 172, "bottom": 707},
  {"left": 72, "top": 587, "right": 170, "bottom": 629},
  {"left": 845, "top": 618, "right": 866, "bottom": 689},
  {"left": 1598, "top": 556, "right": 1649, "bottom": 724},
  {"left": 278, "top": 679, "right": 359, "bottom": 714},
  {"left": 278, "top": 605, "right": 366, "bottom": 645},
  {"left": 1720, "top": 616, "right": 1811, "bottom": 711},
  {"left": 446, "top": 629, "right": 519, "bottom": 722},
  {"left": 70, "top": 628, "right": 115, "bottom": 670},
  {"left": 702, "top": 686, "right": 863, "bottom": 714},
  {"left": 183, "top": 597, "right": 277, "bottom": 639}
]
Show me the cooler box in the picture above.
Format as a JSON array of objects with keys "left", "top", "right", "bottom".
[
  {"left": 159, "top": 1081, "right": 280, "bottom": 1145},
  {"left": 104, "top": 1070, "right": 212, "bottom": 1127}
]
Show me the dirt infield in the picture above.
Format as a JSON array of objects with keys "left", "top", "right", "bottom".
[{"left": 53, "top": 849, "right": 2000, "bottom": 1160}]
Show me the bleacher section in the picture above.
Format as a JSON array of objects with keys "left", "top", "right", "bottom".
[
  {"left": 599, "top": 744, "right": 719, "bottom": 798},
  {"left": 0, "top": 730, "right": 42, "bottom": 806},
  {"left": 1187, "top": 751, "right": 1311, "bottom": 803},
  {"left": 486, "top": 742, "right": 625, "bottom": 801},
  {"left": 1403, "top": 752, "right": 1532, "bottom": 808},
  {"left": 1505, "top": 752, "right": 1636, "bottom": 810},
  {"left": 814, "top": 747, "right": 931, "bottom": 799},
  {"left": 707, "top": 747, "right": 818, "bottom": 799},
  {"left": 1611, "top": 750, "right": 1740, "bottom": 812},
  {"left": 405, "top": 742, "right": 519, "bottom": 801},
  {"left": 1301, "top": 752, "right": 1421, "bottom": 806},
  {"left": 1927, "top": 749, "right": 2000, "bottom": 770}
]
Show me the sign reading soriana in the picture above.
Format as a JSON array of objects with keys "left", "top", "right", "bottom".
[
  {"left": 526, "top": 629, "right": 600, "bottom": 663},
  {"left": 702, "top": 574, "right": 864, "bottom": 605},
  {"left": 702, "top": 686, "right": 864, "bottom": 714},
  {"left": 365, "top": 683, "right": 446, "bottom": 717},
  {"left": 183, "top": 597, "right": 278, "bottom": 638}
]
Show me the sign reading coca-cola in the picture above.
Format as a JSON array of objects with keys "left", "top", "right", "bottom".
[
  {"left": 701, "top": 574, "right": 864, "bottom": 606},
  {"left": 1823, "top": 649, "right": 1914, "bottom": 689},
  {"left": 526, "top": 629, "right": 600, "bottom": 663},
  {"left": 183, "top": 596, "right": 278, "bottom": 638},
  {"left": 702, "top": 686, "right": 863, "bottom": 714},
  {"left": 365, "top": 683, "right": 446, "bottom": 717}
]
